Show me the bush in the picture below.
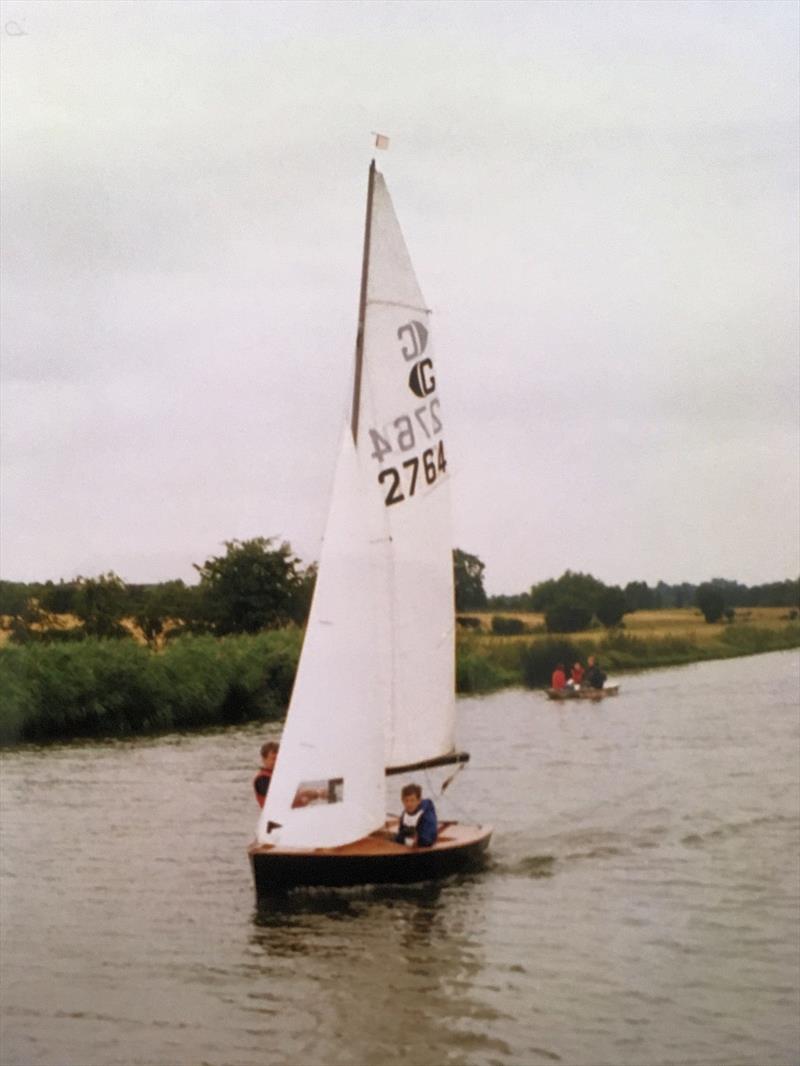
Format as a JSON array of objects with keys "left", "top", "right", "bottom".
[
  {"left": 520, "top": 638, "right": 588, "bottom": 687},
  {"left": 490, "top": 615, "right": 526, "bottom": 636},
  {"left": 455, "top": 649, "right": 517, "bottom": 693},
  {"left": 595, "top": 587, "right": 628, "bottom": 629},
  {"left": 545, "top": 599, "right": 593, "bottom": 634},
  {"left": 598, "top": 629, "right": 699, "bottom": 670},
  {"left": 718, "top": 623, "right": 800, "bottom": 655},
  {"left": 0, "top": 629, "right": 303, "bottom": 744},
  {"left": 695, "top": 583, "right": 725, "bottom": 623},
  {"left": 456, "top": 616, "right": 482, "bottom": 629}
]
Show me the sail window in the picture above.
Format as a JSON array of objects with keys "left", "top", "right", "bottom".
[{"left": 291, "top": 778, "right": 344, "bottom": 809}]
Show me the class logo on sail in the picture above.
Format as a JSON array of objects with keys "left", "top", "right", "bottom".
[{"left": 398, "top": 320, "right": 435, "bottom": 398}]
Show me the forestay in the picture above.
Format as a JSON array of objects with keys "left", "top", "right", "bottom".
[{"left": 257, "top": 166, "right": 456, "bottom": 849}]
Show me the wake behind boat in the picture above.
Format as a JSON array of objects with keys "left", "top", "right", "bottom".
[{"left": 248, "top": 157, "right": 491, "bottom": 893}]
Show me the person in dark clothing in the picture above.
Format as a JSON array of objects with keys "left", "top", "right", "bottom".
[
  {"left": 395, "top": 783, "right": 438, "bottom": 847},
  {"left": 253, "top": 741, "right": 279, "bottom": 808},
  {"left": 585, "top": 656, "right": 607, "bottom": 690}
]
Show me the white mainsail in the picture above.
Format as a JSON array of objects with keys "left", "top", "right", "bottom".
[
  {"left": 362, "top": 173, "right": 456, "bottom": 771},
  {"left": 258, "top": 165, "right": 456, "bottom": 848}
]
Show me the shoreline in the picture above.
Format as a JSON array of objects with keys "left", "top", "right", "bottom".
[
  {"left": 456, "top": 608, "right": 799, "bottom": 692},
  {"left": 1, "top": 612, "right": 797, "bottom": 746},
  {"left": 456, "top": 624, "right": 800, "bottom": 694}
]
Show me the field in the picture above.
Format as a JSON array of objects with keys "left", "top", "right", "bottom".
[
  {"left": 462, "top": 606, "right": 796, "bottom": 645},
  {"left": 0, "top": 613, "right": 166, "bottom": 647}
]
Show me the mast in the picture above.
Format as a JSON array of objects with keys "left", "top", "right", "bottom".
[{"left": 351, "top": 159, "right": 376, "bottom": 443}]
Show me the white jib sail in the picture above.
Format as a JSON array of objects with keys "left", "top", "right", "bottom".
[
  {"left": 257, "top": 166, "right": 456, "bottom": 848},
  {"left": 257, "top": 432, "right": 388, "bottom": 848}
]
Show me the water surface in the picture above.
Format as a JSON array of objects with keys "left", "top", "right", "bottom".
[{"left": 2, "top": 651, "right": 798, "bottom": 1065}]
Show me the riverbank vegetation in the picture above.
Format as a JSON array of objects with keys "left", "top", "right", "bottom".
[
  {"left": 1, "top": 609, "right": 797, "bottom": 745},
  {"left": 1, "top": 541, "right": 797, "bottom": 744},
  {"left": 0, "top": 630, "right": 302, "bottom": 745},
  {"left": 456, "top": 608, "right": 800, "bottom": 691}
]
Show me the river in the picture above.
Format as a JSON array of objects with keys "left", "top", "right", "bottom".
[{"left": 1, "top": 650, "right": 798, "bottom": 1066}]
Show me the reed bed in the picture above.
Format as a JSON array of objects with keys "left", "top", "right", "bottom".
[{"left": 0, "top": 629, "right": 302, "bottom": 744}]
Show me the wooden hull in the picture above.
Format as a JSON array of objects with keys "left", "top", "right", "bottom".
[
  {"left": 248, "top": 820, "right": 492, "bottom": 893},
  {"left": 546, "top": 684, "right": 620, "bottom": 701}
]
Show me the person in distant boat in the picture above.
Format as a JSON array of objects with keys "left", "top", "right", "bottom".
[
  {"left": 585, "top": 656, "right": 607, "bottom": 690},
  {"left": 550, "top": 663, "right": 567, "bottom": 690},
  {"left": 395, "top": 783, "right": 438, "bottom": 848},
  {"left": 570, "top": 661, "right": 584, "bottom": 687},
  {"left": 253, "top": 741, "right": 279, "bottom": 808}
]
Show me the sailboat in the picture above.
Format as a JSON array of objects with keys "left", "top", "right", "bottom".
[{"left": 248, "top": 159, "right": 492, "bottom": 892}]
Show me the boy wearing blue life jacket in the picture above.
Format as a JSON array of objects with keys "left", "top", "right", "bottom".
[{"left": 395, "top": 783, "right": 438, "bottom": 847}]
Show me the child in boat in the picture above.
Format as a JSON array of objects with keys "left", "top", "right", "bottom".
[
  {"left": 395, "top": 783, "right": 438, "bottom": 847},
  {"left": 570, "top": 661, "right": 584, "bottom": 687},
  {"left": 551, "top": 663, "right": 567, "bottom": 690},
  {"left": 253, "top": 741, "right": 279, "bottom": 808}
]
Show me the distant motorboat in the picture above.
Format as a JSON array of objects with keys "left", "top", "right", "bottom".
[{"left": 546, "top": 684, "right": 620, "bottom": 701}]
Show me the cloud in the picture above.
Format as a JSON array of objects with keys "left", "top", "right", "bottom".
[{"left": 1, "top": 0, "right": 797, "bottom": 590}]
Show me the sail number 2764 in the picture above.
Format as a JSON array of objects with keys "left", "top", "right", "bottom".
[
  {"left": 378, "top": 442, "right": 447, "bottom": 506},
  {"left": 368, "top": 399, "right": 442, "bottom": 462},
  {"left": 368, "top": 399, "right": 447, "bottom": 507}
]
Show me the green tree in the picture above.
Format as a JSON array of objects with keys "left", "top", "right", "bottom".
[
  {"left": 73, "top": 573, "right": 130, "bottom": 638},
  {"left": 531, "top": 571, "right": 607, "bottom": 614},
  {"left": 545, "top": 598, "right": 593, "bottom": 633},
  {"left": 596, "top": 586, "right": 629, "bottom": 629},
  {"left": 289, "top": 562, "right": 318, "bottom": 625},
  {"left": 748, "top": 578, "right": 800, "bottom": 607},
  {"left": 0, "top": 581, "right": 32, "bottom": 620},
  {"left": 487, "top": 591, "right": 534, "bottom": 611},
  {"left": 194, "top": 538, "right": 305, "bottom": 635},
  {"left": 453, "top": 549, "right": 488, "bottom": 611},
  {"left": 695, "top": 583, "right": 725, "bottom": 624},
  {"left": 624, "top": 580, "right": 655, "bottom": 612},
  {"left": 39, "top": 580, "right": 79, "bottom": 615},
  {"left": 133, "top": 580, "right": 196, "bottom": 647},
  {"left": 6, "top": 599, "right": 48, "bottom": 645}
]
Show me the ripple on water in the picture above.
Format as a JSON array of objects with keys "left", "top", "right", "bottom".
[{"left": 1, "top": 650, "right": 798, "bottom": 1066}]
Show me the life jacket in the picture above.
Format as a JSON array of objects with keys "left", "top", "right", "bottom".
[
  {"left": 253, "top": 769, "right": 272, "bottom": 808},
  {"left": 398, "top": 806, "right": 424, "bottom": 840},
  {"left": 397, "top": 798, "right": 437, "bottom": 847}
]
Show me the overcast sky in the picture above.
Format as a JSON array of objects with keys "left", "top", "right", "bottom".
[{"left": 1, "top": 0, "right": 798, "bottom": 595}]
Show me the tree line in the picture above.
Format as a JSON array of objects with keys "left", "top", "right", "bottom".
[
  {"left": 488, "top": 575, "right": 800, "bottom": 614},
  {"left": 1, "top": 542, "right": 797, "bottom": 643},
  {"left": 0, "top": 538, "right": 316, "bottom": 646},
  {"left": 455, "top": 555, "right": 799, "bottom": 631}
]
